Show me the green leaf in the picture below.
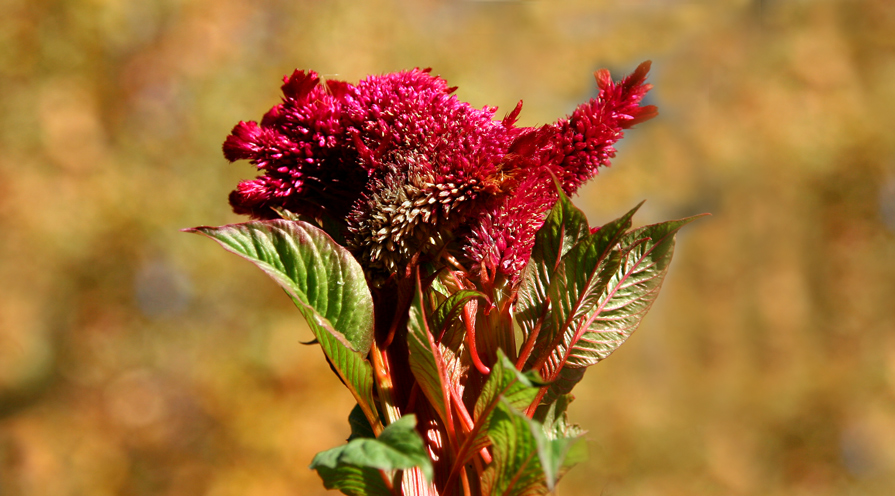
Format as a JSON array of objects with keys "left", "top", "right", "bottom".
[
  {"left": 538, "top": 367, "right": 585, "bottom": 408},
  {"left": 533, "top": 422, "right": 587, "bottom": 492},
  {"left": 482, "top": 400, "right": 586, "bottom": 495},
  {"left": 273, "top": 206, "right": 348, "bottom": 245},
  {"left": 529, "top": 203, "right": 641, "bottom": 373},
  {"left": 565, "top": 216, "right": 702, "bottom": 368},
  {"left": 455, "top": 350, "right": 545, "bottom": 460},
  {"left": 312, "top": 464, "right": 390, "bottom": 496},
  {"left": 529, "top": 187, "right": 593, "bottom": 276},
  {"left": 535, "top": 234, "right": 625, "bottom": 378},
  {"left": 406, "top": 282, "right": 452, "bottom": 427},
  {"left": 475, "top": 350, "right": 545, "bottom": 422},
  {"left": 533, "top": 394, "right": 583, "bottom": 440},
  {"left": 348, "top": 404, "right": 376, "bottom": 441},
  {"left": 188, "top": 220, "right": 373, "bottom": 350},
  {"left": 311, "top": 414, "right": 434, "bottom": 492},
  {"left": 187, "top": 220, "right": 380, "bottom": 428},
  {"left": 515, "top": 189, "right": 591, "bottom": 343},
  {"left": 430, "top": 289, "right": 484, "bottom": 344},
  {"left": 535, "top": 214, "right": 702, "bottom": 404},
  {"left": 428, "top": 267, "right": 452, "bottom": 298},
  {"left": 271, "top": 206, "right": 302, "bottom": 222}
]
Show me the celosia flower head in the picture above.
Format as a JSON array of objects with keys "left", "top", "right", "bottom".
[
  {"left": 464, "top": 61, "right": 658, "bottom": 275},
  {"left": 223, "top": 63, "right": 656, "bottom": 283}
]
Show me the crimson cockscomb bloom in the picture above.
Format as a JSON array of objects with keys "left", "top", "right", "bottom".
[
  {"left": 464, "top": 61, "right": 657, "bottom": 279},
  {"left": 223, "top": 63, "right": 656, "bottom": 283}
]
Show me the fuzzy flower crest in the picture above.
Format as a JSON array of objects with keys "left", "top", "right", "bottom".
[{"left": 223, "top": 63, "right": 656, "bottom": 282}]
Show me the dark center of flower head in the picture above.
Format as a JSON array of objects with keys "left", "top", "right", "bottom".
[
  {"left": 346, "top": 151, "right": 511, "bottom": 284},
  {"left": 223, "top": 63, "right": 656, "bottom": 284}
]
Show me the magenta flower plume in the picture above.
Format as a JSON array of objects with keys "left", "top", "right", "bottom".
[
  {"left": 551, "top": 60, "right": 657, "bottom": 191},
  {"left": 222, "top": 63, "right": 656, "bottom": 282},
  {"left": 464, "top": 61, "right": 657, "bottom": 279}
]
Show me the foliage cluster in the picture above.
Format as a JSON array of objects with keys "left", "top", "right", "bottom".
[{"left": 190, "top": 65, "right": 699, "bottom": 495}]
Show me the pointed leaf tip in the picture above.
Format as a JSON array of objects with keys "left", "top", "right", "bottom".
[
  {"left": 311, "top": 414, "right": 433, "bottom": 490},
  {"left": 483, "top": 399, "right": 586, "bottom": 494},
  {"left": 190, "top": 219, "right": 380, "bottom": 431},
  {"left": 189, "top": 219, "right": 373, "bottom": 353}
]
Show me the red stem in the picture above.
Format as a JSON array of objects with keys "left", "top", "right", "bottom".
[
  {"left": 515, "top": 318, "right": 542, "bottom": 371},
  {"left": 460, "top": 467, "right": 471, "bottom": 496},
  {"left": 464, "top": 300, "right": 490, "bottom": 375},
  {"left": 379, "top": 469, "right": 395, "bottom": 494}
]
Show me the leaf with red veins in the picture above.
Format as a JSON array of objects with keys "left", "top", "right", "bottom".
[
  {"left": 514, "top": 187, "right": 592, "bottom": 357},
  {"left": 531, "top": 213, "right": 705, "bottom": 410}
]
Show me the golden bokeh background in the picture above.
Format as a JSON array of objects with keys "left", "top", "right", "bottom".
[{"left": 2, "top": 1, "right": 894, "bottom": 494}]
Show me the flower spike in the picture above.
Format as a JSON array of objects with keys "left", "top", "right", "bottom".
[{"left": 222, "top": 63, "right": 656, "bottom": 282}]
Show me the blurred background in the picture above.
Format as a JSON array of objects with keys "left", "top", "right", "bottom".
[{"left": 2, "top": 0, "right": 894, "bottom": 494}]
